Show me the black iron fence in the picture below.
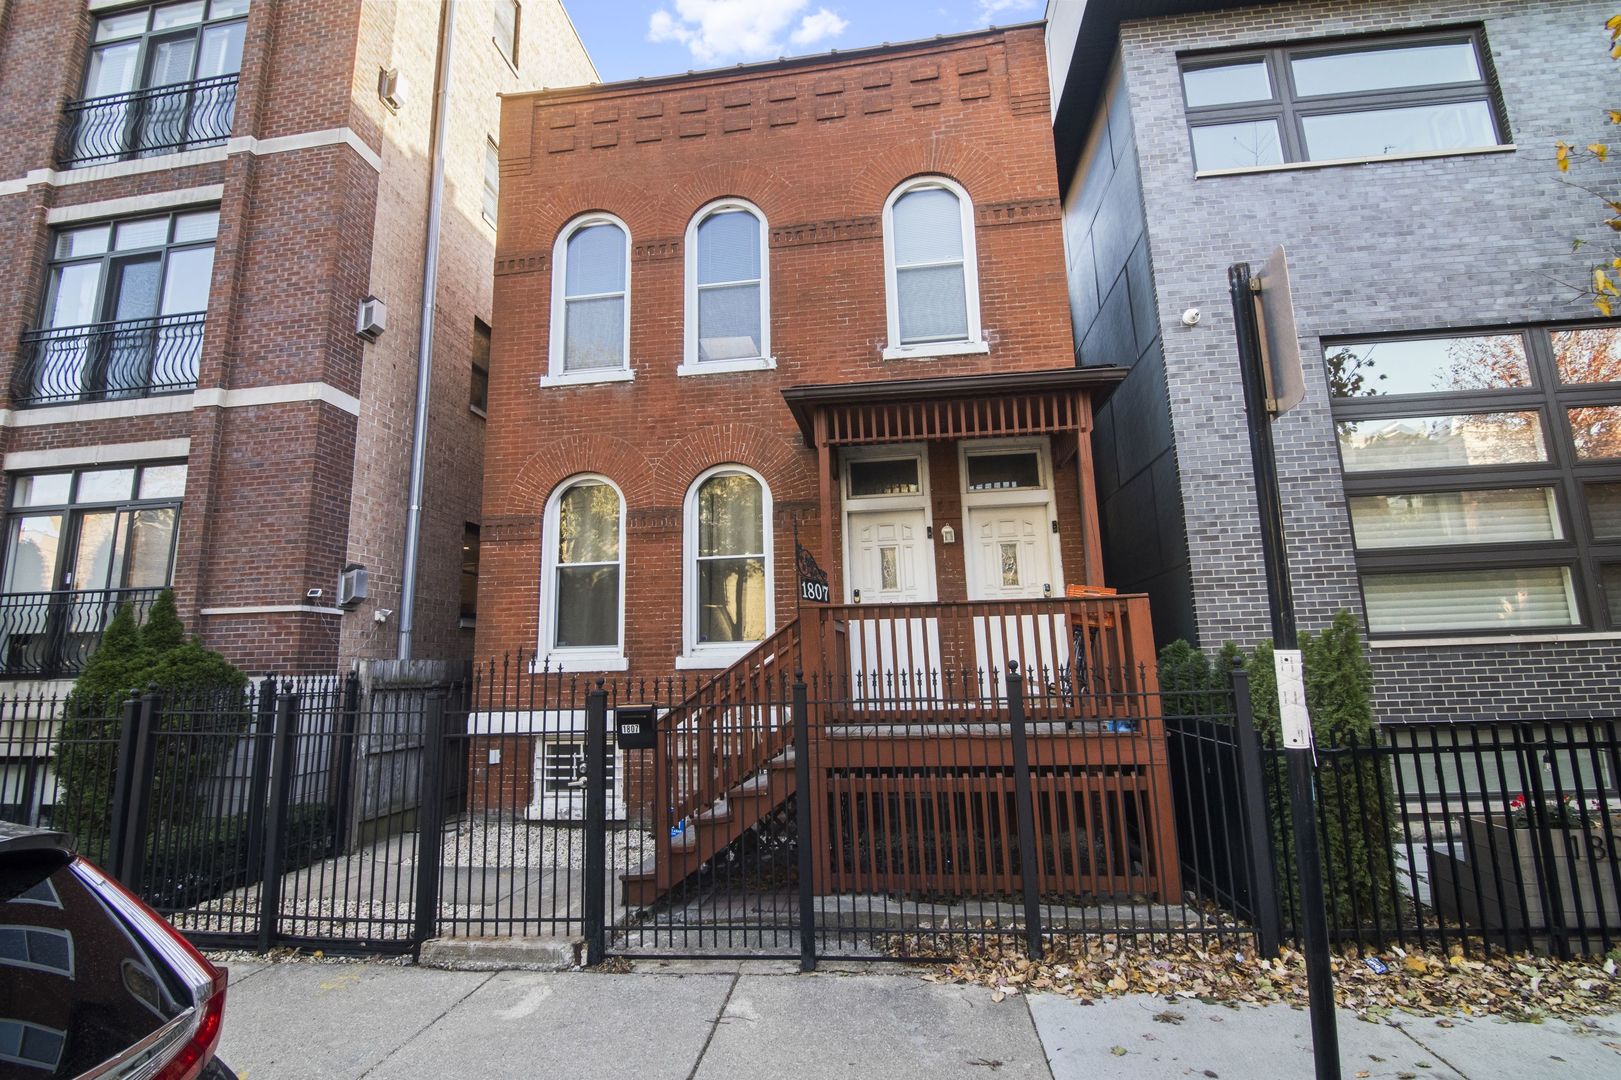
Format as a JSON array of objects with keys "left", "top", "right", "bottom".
[
  {"left": 1, "top": 657, "right": 1616, "bottom": 963},
  {"left": 13, "top": 313, "right": 205, "bottom": 407},
  {"left": 58, "top": 75, "right": 238, "bottom": 168},
  {"left": 0, "top": 587, "right": 165, "bottom": 678}
]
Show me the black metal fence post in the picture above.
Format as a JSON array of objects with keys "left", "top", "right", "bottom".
[
  {"left": 118, "top": 691, "right": 162, "bottom": 893},
  {"left": 1006, "top": 664, "right": 1043, "bottom": 960},
  {"left": 793, "top": 675, "right": 816, "bottom": 972},
  {"left": 1519, "top": 722, "right": 1571, "bottom": 960},
  {"left": 583, "top": 681, "right": 608, "bottom": 966},
  {"left": 412, "top": 686, "right": 448, "bottom": 953},
  {"left": 107, "top": 693, "right": 143, "bottom": 878},
  {"left": 257, "top": 692, "right": 299, "bottom": 953},
  {"left": 328, "top": 670, "right": 362, "bottom": 856},
  {"left": 243, "top": 675, "right": 277, "bottom": 888},
  {"left": 1231, "top": 662, "right": 1283, "bottom": 957}
]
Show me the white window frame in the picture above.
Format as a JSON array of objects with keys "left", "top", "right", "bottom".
[
  {"left": 527, "top": 733, "right": 625, "bottom": 822},
  {"left": 536, "top": 474, "right": 628, "bottom": 672},
  {"left": 881, "top": 176, "right": 987, "bottom": 361},
  {"left": 544, "top": 213, "right": 634, "bottom": 387},
  {"left": 679, "top": 463, "right": 774, "bottom": 669},
  {"left": 679, "top": 198, "right": 775, "bottom": 376}
]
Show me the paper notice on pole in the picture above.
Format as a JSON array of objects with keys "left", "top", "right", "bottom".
[{"left": 1274, "top": 648, "right": 1312, "bottom": 749}]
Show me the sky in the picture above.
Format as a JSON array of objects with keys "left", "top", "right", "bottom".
[{"left": 564, "top": 0, "right": 1046, "bottom": 84}]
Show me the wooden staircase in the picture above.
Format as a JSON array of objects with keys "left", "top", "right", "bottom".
[{"left": 621, "top": 619, "right": 805, "bottom": 907}]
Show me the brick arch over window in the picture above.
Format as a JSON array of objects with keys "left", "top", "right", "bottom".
[
  {"left": 652, "top": 422, "right": 811, "bottom": 506},
  {"left": 504, "top": 434, "right": 656, "bottom": 518},
  {"left": 514, "top": 176, "right": 656, "bottom": 251},
  {"left": 654, "top": 162, "right": 802, "bottom": 236},
  {"left": 844, "top": 139, "right": 1006, "bottom": 216}
]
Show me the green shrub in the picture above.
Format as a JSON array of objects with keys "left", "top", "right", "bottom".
[{"left": 54, "top": 591, "right": 249, "bottom": 859}]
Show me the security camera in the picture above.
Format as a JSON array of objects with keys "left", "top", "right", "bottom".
[
  {"left": 373, "top": 608, "right": 394, "bottom": 624},
  {"left": 1181, "top": 307, "right": 1201, "bottom": 327},
  {"left": 305, "top": 588, "right": 323, "bottom": 601}
]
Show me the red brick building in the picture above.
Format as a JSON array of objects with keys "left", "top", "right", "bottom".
[
  {"left": 480, "top": 23, "right": 1126, "bottom": 680},
  {"left": 0, "top": 0, "right": 593, "bottom": 682}
]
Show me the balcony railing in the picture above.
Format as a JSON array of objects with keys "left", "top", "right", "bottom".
[
  {"left": 58, "top": 74, "right": 238, "bottom": 168},
  {"left": 14, "top": 313, "right": 204, "bottom": 407},
  {"left": 0, "top": 588, "right": 165, "bottom": 678}
]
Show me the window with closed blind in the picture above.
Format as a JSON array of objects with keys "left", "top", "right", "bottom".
[
  {"left": 1327, "top": 324, "right": 1621, "bottom": 637},
  {"left": 881, "top": 176, "right": 985, "bottom": 360},
  {"left": 681, "top": 199, "right": 773, "bottom": 375}
]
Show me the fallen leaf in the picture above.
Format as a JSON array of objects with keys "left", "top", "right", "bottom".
[{"left": 1109, "top": 1046, "right": 1127, "bottom": 1057}]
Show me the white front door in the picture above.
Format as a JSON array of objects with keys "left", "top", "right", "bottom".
[
  {"left": 845, "top": 508, "right": 939, "bottom": 701},
  {"left": 966, "top": 505, "right": 1053, "bottom": 601},
  {"left": 966, "top": 504, "right": 1066, "bottom": 681}
]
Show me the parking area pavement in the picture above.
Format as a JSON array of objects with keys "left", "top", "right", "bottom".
[{"left": 216, "top": 960, "right": 1621, "bottom": 1080}]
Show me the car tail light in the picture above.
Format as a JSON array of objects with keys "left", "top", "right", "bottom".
[{"left": 70, "top": 857, "right": 229, "bottom": 1080}]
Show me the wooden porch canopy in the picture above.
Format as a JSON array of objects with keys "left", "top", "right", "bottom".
[{"left": 782, "top": 366, "right": 1128, "bottom": 587}]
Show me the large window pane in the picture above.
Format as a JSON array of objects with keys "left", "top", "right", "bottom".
[
  {"left": 1363, "top": 566, "right": 1577, "bottom": 633},
  {"left": 1569, "top": 406, "right": 1621, "bottom": 460},
  {"left": 126, "top": 508, "right": 177, "bottom": 587},
  {"left": 1552, "top": 327, "right": 1621, "bottom": 385},
  {"left": 77, "top": 469, "right": 135, "bottom": 503},
  {"left": 160, "top": 246, "right": 214, "bottom": 314},
  {"left": 1324, "top": 334, "right": 1529, "bottom": 397},
  {"left": 697, "top": 283, "right": 762, "bottom": 360},
  {"left": 1190, "top": 120, "right": 1284, "bottom": 170},
  {"left": 1338, "top": 412, "right": 1547, "bottom": 472},
  {"left": 563, "top": 297, "right": 624, "bottom": 371},
  {"left": 966, "top": 453, "right": 1042, "bottom": 491},
  {"left": 697, "top": 474, "right": 762, "bottom": 557},
  {"left": 1183, "top": 61, "right": 1271, "bottom": 107},
  {"left": 696, "top": 211, "right": 760, "bottom": 285},
  {"left": 1301, "top": 100, "right": 1497, "bottom": 160},
  {"left": 139, "top": 464, "right": 187, "bottom": 500},
  {"left": 12, "top": 475, "right": 71, "bottom": 508},
  {"left": 1349, "top": 488, "right": 1561, "bottom": 550},
  {"left": 892, "top": 188, "right": 963, "bottom": 265},
  {"left": 1291, "top": 42, "right": 1481, "bottom": 96},
  {"left": 1588, "top": 482, "right": 1621, "bottom": 540},
  {"left": 897, "top": 265, "right": 969, "bottom": 343},
  {"left": 557, "top": 483, "right": 618, "bottom": 564},
  {"left": 697, "top": 556, "right": 765, "bottom": 643},
  {"left": 71, "top": 511, "right": 123, "bottom": 591},
  {"left": 554, "top": 566, "right": 618, "bottom": 648},
  {"left": 3, "top": 517, "right": 62, "bottom": 593},
  {"left": 1604, "top": 565, "right": 1621, "bottom": 627},
  {"left": 565, "top": 224, "right": 625, "bottom": 296}
]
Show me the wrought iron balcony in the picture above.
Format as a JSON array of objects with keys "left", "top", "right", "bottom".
[
  {"left": 58, "top": 74, "right": 238, "bottom": 168},
  {"left": 0, "top": 588, "right": 165, "bottom": 678},
  {"left": 14, "top": 313, "right": 204, "bottom": 407}
]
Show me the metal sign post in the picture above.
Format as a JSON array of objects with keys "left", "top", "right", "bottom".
[{"left": 1229, "top": 251, "right": 1341, "bottom": 1080}]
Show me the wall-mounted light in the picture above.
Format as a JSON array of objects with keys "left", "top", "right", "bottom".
[
  {"left": 940, "top": 524, "right": 955, "bottom": 545},
  {"left": 852, "top": 589, "right": 862, "bottom": 605},
  {"left": 1043, "top": 583, "right": 1052, "bottom": 598}
]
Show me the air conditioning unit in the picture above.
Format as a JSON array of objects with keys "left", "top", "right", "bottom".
[
  {"left": 338, "top": 564, "right": 369, "bottom": 609},
  {"left": 378, "top": 67, "right": 405, "bottom": 111},
  {"left": 356, "top": 296, "right": 387, "bottom": 342}
]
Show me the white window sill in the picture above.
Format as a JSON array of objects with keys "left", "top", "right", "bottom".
[
  {"left": 539, "top": 369, "right": 634, "bottom": 388},
  {"left": 675, "top": 649, "right": 754, "bottom": 670},
  {"left": 676, "top": 356, "right": 777, "bottom": 377},
  {"left": 1369, "top": 630, "right": 1621, "bottom": 649},
  {"left": 1194, "top": 143, "right": 1516, "bottom": 180},
  {"left": 529, "top": 653, "right": 630, "bottom": 673},
  {"left": 882, "top": 340, "right": 989, "bottom": 361}
]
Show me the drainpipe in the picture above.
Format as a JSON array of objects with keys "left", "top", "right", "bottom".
[{"left": 398, "top": 0, "right": 455, "bottom": 660}]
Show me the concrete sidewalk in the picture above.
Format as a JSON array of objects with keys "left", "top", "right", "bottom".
[{"left": 216, "top": 959, "right": 1621, "bottom": 1080}]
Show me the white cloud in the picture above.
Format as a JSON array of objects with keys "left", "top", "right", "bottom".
[
  {"left": 648, "top": 0, "right": 849, "bottom": 64},
  {"left": 975, "top": 0, "right": 1038, "bottom": 23},
  {"left": 790, "top": 8, "right": 850, "bottom": 47}
]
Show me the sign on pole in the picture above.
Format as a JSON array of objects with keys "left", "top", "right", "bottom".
[{"left": 1253, "top": 245, "right": 1306, "bottom": 416}]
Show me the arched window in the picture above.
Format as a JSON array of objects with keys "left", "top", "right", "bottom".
[
  {"left": 547, "top": 214, "right": 631, "bottom": 384},
  {"left": 681, "top": 200, "right": 773, "bottom": 375},
  {"left": 881, "top": 177, "right": 984, "bottom": 360},
  {"left": 682, "top": 465, "right": 773, "bottom": 664},
  {"left": 540, "top": 475, "right": 625, "bottom": 667}
]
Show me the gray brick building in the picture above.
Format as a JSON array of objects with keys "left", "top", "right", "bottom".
[{"left": 1046, "top": 0, "right": 1621, "bottom": 721}]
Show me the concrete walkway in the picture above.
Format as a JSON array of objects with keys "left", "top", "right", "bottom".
[{"left": 216, "top": 959, "right": 1621, "bottom": 1080}]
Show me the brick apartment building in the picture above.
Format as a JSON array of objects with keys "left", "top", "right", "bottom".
[
  {"left": 1046, "top": 0, "right": 1621, "bottom": 721},
  {"left": 0, "top": 0, "right": 594, "bottom": 681},
  {"left": 478, "top": 23, "right": 1127, "bottom": 684}
]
